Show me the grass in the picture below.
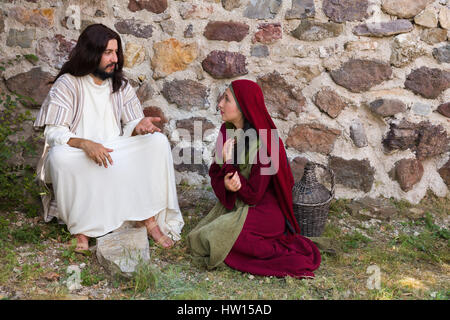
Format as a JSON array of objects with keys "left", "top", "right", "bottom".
[{"left": 0, "top": 188, "right": 448, "bottom": 300}]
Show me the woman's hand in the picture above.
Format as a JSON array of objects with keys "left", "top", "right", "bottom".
[
  {"left": 80, "top": 140, "right": 114, "bottom": 168},
  {"left": 222, "top": 138, "right": 235, "bottom": 163},
  {"left": 132, "top": 117, "right": 161, "bottom": 136},
  {"left": 224, "top": 171, "right": 241, "bottom": 192}
]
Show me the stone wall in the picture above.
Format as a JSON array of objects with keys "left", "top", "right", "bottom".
[{"left": 0, "top": 0, "right": 449, "bottom": 204}]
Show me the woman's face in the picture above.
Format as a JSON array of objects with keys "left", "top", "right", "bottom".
[{"left": 217, "top": 88, "right": 243, "bottom": 125}]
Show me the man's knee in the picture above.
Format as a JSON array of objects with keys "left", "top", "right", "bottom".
[{"left": 145, "top": 132, "right": 170, "bottom": 149}]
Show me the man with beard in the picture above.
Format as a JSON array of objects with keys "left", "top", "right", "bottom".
[{"left": 34, "top": 24, "right": 184, "bottom": 252}]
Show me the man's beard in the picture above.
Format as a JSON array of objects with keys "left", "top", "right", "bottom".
[{"left": 93, "top": 64, "right": 116, "bottom": 80}]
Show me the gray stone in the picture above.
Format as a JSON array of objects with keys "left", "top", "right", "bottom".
[
  {"left": 6, "top": 29, "right": 35, "bottom": 48},
  {"left": 184, "top": 24, "right": 194, "bottom": 38},
  {"left": 114, "top": 19, "right": 153, "bottom": 38},
  {"left": 96, "top": 227, "right": 150, "bottom": 277},
  {"left": 251, "top": 45, "right": 269, "bottom": 57},
  {"left": 291, "top": 20, "right": 343, "bottom": 41},
  {"left": 243, "top": 0, "right": 282, "bottom": 19},
  {"left": 350, "top": 119, "right": 368, "bottom": 148},
  {"left": 329, "top": 156, "right": 375, "bottom": 193},
  {"left": 369, "top": 99, "right": 407, "bottom": 117},
  {"left": 175, "top": 117, "right": 215, "bottom": 139},
  {"left": 37, "top": 34, "right": 77, "bottom": 69},
  {"left": 330, "top": 59, "right": 392, "bottom": 93},
  {"left": 433, "top": 44, "right": 450, "bottom": 63},
  {"left": 160, "top": 20, "right": 175, "bottom": 35},
  {"left": 285, "top": 0, "right": 315, "bottom": 20},
  {"left": 411, "top": 102, "right": 431, "bottom": 116},
  {"left": 323, "top": 0, "right": 370, "bottom": 23},
  {"left": 162, "top": 79, "right": 209, "bottom": 110},
  {"left": 353, "top": 19, "right": 413, "bottom": 37}
]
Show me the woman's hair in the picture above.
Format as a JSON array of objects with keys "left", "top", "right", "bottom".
[{"left": 51, "top": 24, "right": 127, "bottom": 93}]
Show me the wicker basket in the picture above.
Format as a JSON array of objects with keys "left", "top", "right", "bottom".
[{"left": 292, "top": 162, "right": 335, "bottom": 237}]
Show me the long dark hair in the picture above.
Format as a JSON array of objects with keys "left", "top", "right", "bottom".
[{"left": 51, "top": 24, "right": 127, "bottom": 93}]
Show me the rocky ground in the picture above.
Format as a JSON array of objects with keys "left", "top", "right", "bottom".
[{"left": 0, "top": 186, "right": 448, "bottom": 300}]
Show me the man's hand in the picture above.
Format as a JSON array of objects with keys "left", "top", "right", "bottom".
[
  {"left": 224, "top": 171, "right": 241, "bottom": 192},
  {"left": 132, "top": 117, "right": 161, "bottom": 136},
  {"left": 68, "top": 138, "right": 114, "bottom": 168}
]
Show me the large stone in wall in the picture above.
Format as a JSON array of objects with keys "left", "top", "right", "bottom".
[
  {"left": 433, "top": 44, "right": 450, "bottom": 63},
  {"left": 114, "top": 19, "right": 153, "bottom": 38},
  {"left": 128, "top": 0, "right": 167, "bottom": 13},
  {"left": 383, "top": 120, "right": 450, "bottom": 160},
  {"left": 222, "top": 0, "right": 241, "bottom": 11},
  {"left": 420, "top": 28, "right": 448, "bottom": 44},
  {"left": 161, "top": 79, "right": 209, "bottom": 110},
  {"left": 9, "top": 7, "right": 54, "bottom": 28},
  {"left": 438, "top": 159, "right": 450, "bottom": 187},
  {"left": 440, "top": 6, "right": 450, "bottom": 30},
  {"left": 390, "top": 33, "right": 427, "bottom": 68},
  {"left": 179, "top": 3, "right": 214, "bottom": 19},
  {"left": 5, "top": 67, "right": 53, "bottom": 108},
  {"left": 436, "top": 102, "right": 450, "bottom": 118},
  {"left": 124, "top": 42, "right": 145, "bottom": 68},
  {"left": 285, "top": 0, "right": 315, "bottom": 20},
  {"left": 203, "top": 21, "right": 249, "bottom": 42},
  {"left": 251, "top": 45, "right": 269, "bottom": 57},
  {"left": 151, "top": 39, "right": 198, "bottom": 79},
  {"left": 368, "top": 99, "right": 406, "bottom": 117},
  {"left": 37, "top": 34, "right": 77, "bottom": 69},
  {"left": 313, "top": 88, "right": 347, "bottom": 118},
  {"left": 404, "top": 67, "right": 450, "bottom": 99},
  {"left": 143, "top": 106, "right": 168, "bottom": 131},
  {"left": 381, "top": 0, "right": 434, "bottom": 19},
  {"left": 414, "top": 5, "right": 439, "bottom": 28},
  {"left": 173, "top": 147, "right": 208, "bottom": 176},
  {"left": 252, "top": 23, "right": 282, "bottom": 44},
  {"left": 290, "top": 156, "right": 309, "bottom": 182},
  {"left": 390, "top": 159, "right": 424, "bottom": 192},
  {"left": 6, "top": 29, "right": 35, "bottom": 48},
  {"left": 352, "top": 20, "right": 413, "bottom": 37},
  {"left": 202, "top": 50, "right": 248, "bottom": 79},
  {"left": 330, "top": 59, "right": 392, "bottom": 93},
  {"left": 243, "top": 0, "right": 282, "bottom": 19},
  {"left": 295, "top": 63, "right": 322, "bottom": 82},
  {"left": 291, "top": 20, "right": 343, "bottom": 41},
  {"left": 322, "top": 0, "right": 370, "bottom": 23},
  {"left": 257, "top": 71, "right": 306, "bottom": 119},
  {"left": 329, "top": 156, "right": 375, "bottom": 193},
  {"left": 286, "top": 123, "right": 341, "bottom": 155},
  {"left": 175, "top": 117, "right": 215, "bottom": 139}
]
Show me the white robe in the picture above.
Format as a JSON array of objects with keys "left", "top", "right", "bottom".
[{"left": 44, "top": 75, "right": 184, "bottom": 239}]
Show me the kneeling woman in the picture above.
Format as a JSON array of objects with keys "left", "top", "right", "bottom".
[{"left": 187, "top": 79, "right": 321, "bottom": 278}]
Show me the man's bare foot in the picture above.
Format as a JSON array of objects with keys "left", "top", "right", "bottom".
[
  {"left": 73, "top": 234, "right": 89, "bottom": 253},
  {"left": 138, "top": 217, "right": 174, "bottom": 248}
]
